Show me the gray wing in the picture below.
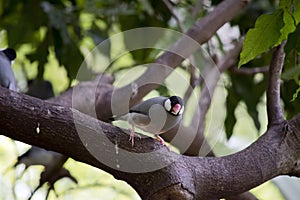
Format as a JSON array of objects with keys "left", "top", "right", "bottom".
[
  {"left": 131, "top": 102, "right": 179, "bottom": 134},
  {"left": 129, "top": 112, "right": 151, "bottom": 126},
  {"left": 113, "top": 112, "right": 150, "bottom": 125},
  {"left": 129, "top": 96, "right": 167, "bottom": 115}
]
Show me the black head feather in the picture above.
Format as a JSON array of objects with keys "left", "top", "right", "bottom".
[{"left": 2, "top": 48, "right": 16, "bottom": 61}]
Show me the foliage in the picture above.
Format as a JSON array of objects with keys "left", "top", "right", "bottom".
[
  {"left": 224, "top": 0, "right": 300, "bottom": 138},
  {"left": 239, "top": 0, "right": 300, "bottom": 67},
  {"left": 1, "top": 0, "right": 300, "bottom": 199},
  {"left": 225, "top": 73, "right": 267, "bottom": 138}
]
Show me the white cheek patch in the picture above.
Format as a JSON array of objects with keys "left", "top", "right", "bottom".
[
  {"left": 179, "top": 105, "right": 184, "bottom": 115},
  {"left": 164, "top": 99, "right": 172, "bottom": 112}
]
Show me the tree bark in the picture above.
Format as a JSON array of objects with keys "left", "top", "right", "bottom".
[
  {"left": 1, "top": 87, "right": 300, "bottom": 199},
  {"left": 267, "top": 41, "right": 286, "bottom": 126}
]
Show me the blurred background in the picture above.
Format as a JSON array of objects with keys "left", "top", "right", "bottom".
[{"left": 1, "top": 0, "right": 300, "bottom": 199}]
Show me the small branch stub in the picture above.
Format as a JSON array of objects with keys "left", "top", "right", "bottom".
[{"left": 267, "top": 41, "right": 286, "bottom": 127}]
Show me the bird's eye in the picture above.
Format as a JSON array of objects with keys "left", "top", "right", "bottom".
[{"left": 164, "top": 99, "right": 172, "bottom": 111}]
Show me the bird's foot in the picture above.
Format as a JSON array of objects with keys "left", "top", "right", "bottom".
[
  {"left": 128, "top": 128, "right": 141, "bottom": 146},
  {"left": 155, "top": 135, "right": 170, "bottom": 151},
  {"left": 129, "top": 128, "right": 135, "bottom": 146}
]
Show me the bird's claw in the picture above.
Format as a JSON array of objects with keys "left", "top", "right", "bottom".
[
  {"left": 129, "top": 129, "right": 168, "bottom": 151},
  {"left": 128, "top": 128, "right": 141, "bottom": 146},
  {"left": 129, "top": 128, "right": 135, "bottom": 146},
  {"left": 156, "top": 135, "right": 170, "bottom": 151}
]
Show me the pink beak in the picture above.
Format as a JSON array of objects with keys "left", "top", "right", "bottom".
[{"left": 172, "top": 104, "right": 181, "bottom": 115}]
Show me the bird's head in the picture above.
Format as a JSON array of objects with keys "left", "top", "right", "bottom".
[
  {"left": 2, "top": 48, "right": 16, "bottom": 61},
  {"left": 164, "top": 96, "right": 184, "bottom": 116}
]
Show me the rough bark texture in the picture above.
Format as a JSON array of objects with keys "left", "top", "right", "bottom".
[
  {"left": 1, "top": 87, "right": 300, "bottom": 199},
  {"left": 267, "top": 41, "right": 286, "bottom": 126}
]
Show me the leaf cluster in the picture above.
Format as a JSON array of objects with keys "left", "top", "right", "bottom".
[{"left": 225, "top": 0, "right": 300, "bottom": 137}]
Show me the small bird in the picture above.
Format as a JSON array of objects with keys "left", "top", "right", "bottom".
[
  {"left": 111, "top": 96, "right": 184, "bottom": 147},
  {"left": 0, "top": 48, "right": 17, "bottom": 91}
]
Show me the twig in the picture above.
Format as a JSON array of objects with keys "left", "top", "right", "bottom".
[
  {"left": 162, "top": 0, "right": 186, "bottom": 32},
  {"left": 162, "top": 0, "right": 201, "bottom": 106},
  {"left": 184, "top": 39, "right": 243, "bottom": 156},
  {"left": 191, "top": 0, "right": 204, "bottom": 17},
  {"left": 218, "top": 40, "right": 244, "bottom": 72},
  {"left": 267, "top": 41, "right": 286, "bottom": 127},
  {"left": 183, "top": 58, "right": 199, "bottom": 106},
  {"left": 229, "top": 66, "right": 269, "bottom": 75}
]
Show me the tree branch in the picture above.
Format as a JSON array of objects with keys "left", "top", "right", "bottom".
[
  {"left": 229, "top": 66, "right": 269, "bottom": 75},
  {"left": 267, "top": 41, "right": 286, "bottom": 127},
  {"left": 142, "top": 41, "right": 244, "bottom": 158},
  {"left": 182, "top": 41, "right": 259, "bottom": 200},
  {"left": 191, "top": 0, "right": 205, "bottom": 18},
  {"left": 96, "top": 0, "right": 252, "bottom": 120},
  {"left": 2, "top": 87, "right": 300, "bottom": 199},
  {"left": 184, "top": 40, "right": 243, "bottom": 156},
  {"left": 162, "top": 0, "right": 186, "bottom": 32}
]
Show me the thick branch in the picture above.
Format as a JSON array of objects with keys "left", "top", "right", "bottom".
[
  {"left": 267, "top": 41, "right": 286, "bottom": 126},
  {"left": 1, "top": 87, "right": 300, "bottom": 199}
]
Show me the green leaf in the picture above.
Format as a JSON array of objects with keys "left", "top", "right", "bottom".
[
  {"left": 1, "top": 1, "right": 46, "bottom": 47},
  {"left": 285, "top": 24, "right": 300, "bottom": 54},
  {"left": 291, "top": 80, "right": 300, "bottom": 101},
  {"left": 293, "top": 0, "right": 300, "bottom": 24},
  {"left": 282, "top": 65, "right": 300, "bottom": 81},
  {"left": 234, "top": 75, "right": 265, "bottom": 131},
  {"left": 117, "top": 0, "right": 171, "bottom": 64},
  {"left": 225, "top": 86, "right": 240, "bottom": 139},
  {"left": 156, "top": 85, "right": 170, "bottom": 97},
  {"left": 280, "top": 10, "right": 296, "bottom": 41},
  {"left": 27, "top": 31, "right": 51, "bottom": 79},
  {"left": 279, "top": 0, "right": 293, "bottom": 9},
  {"left": 54, "top": 39, "right": 84, "bottom": 81},
  {"left": 225, "top": 74, "right": 267, "bottom": 138},
  {"left": 41, "top": 2, "right": 70, "bottom": 44},
  {"left": 87, "top": 22, "right": 111, "bottom": 58},
  {"left": 284, "top": 24, "right": 300, "bottom": 81},
  {"left": 239, "top": 10, "right": 285, "bottom": 67},
  {"left": 282, "top": 80, "right": 300, "bottom": 119},
  {"left": 280, "top": 0, "right": 300, "bottom": 24}
]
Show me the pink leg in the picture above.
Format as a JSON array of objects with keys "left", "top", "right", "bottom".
[
  {"left": 128, "top": 125, "right": 141, "bottom": 146},
  {"left": 129, "top": 128, "right": 135, "bottom": 146},
  {"left": 155, "top": 135, "right": 170, "bottom": 151}
]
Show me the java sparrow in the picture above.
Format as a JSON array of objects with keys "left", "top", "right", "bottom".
[
  {"left": 111, "top": 96, "right": 184, "bottom": 147},
  {"left": 0, "top": 48, "right": 17, "bottom": 91}
]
